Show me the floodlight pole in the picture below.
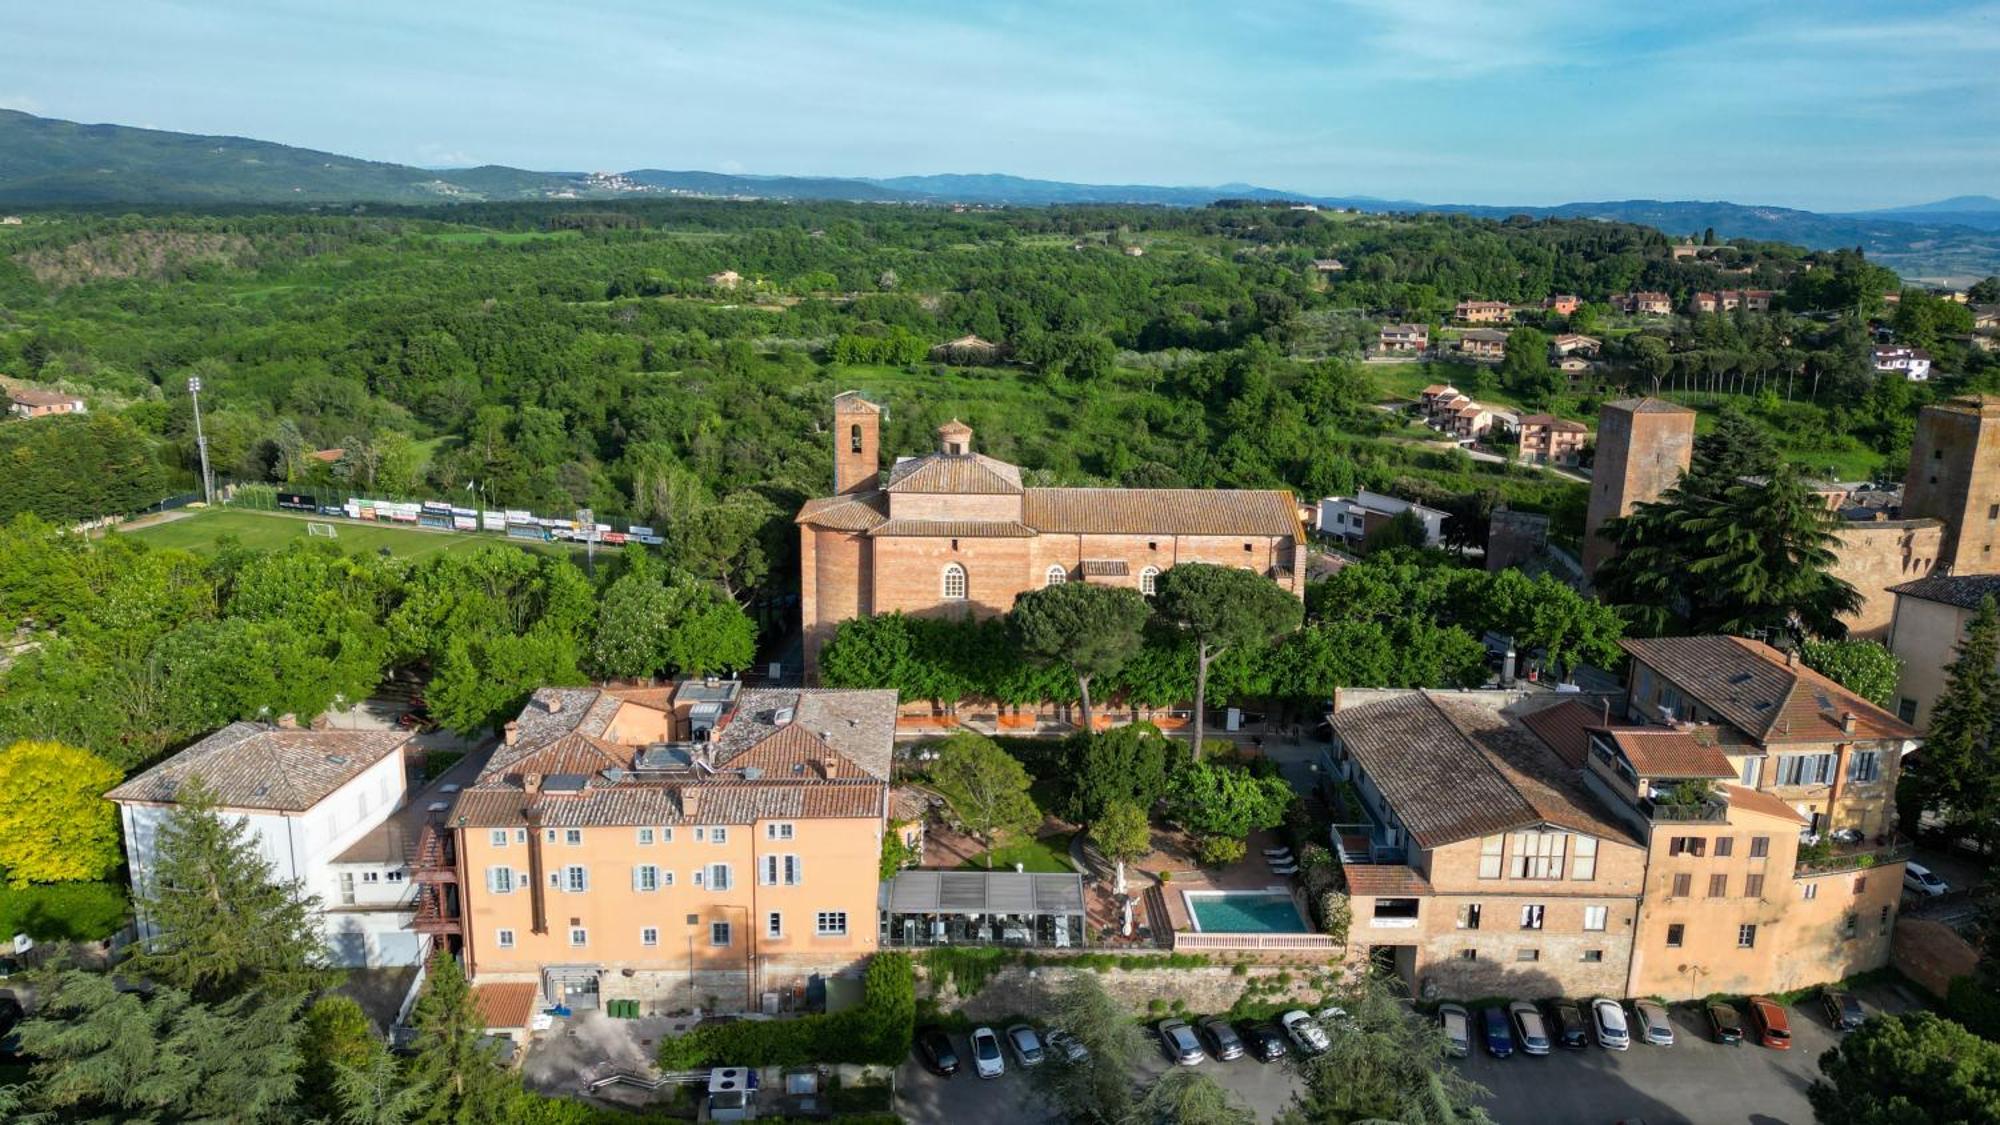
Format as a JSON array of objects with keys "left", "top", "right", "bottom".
[
  {"left": 187, "top": 376, "right": 214, "bottom": 505},
  {"left": 578, "top": 508, "right": 596, "bottom": 578}
]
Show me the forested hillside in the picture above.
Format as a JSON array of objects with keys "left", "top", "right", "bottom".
[{"left": 1, "top": 198, "right": 1996, "bottom": 604}]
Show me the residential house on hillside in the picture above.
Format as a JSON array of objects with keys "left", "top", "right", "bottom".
[
  {"left": 1873, "top": 345, "right": 1933, "bottom": 381},
  {"left": 1312, "top": 258, "right": 1345, "bottom": 273},
  {"left": 1549, "top": 333, "right": 1602, "bottom": 359},
  {"left": 706, "top": 270, "right": 742, "bottom": 288},
  {"left": 1544, "top": 294, "right": 1582, "bottom": 316},
  {"left": 1973, "top": 305, "right": 2000, "bottom": 331},
  {"left": 1884, "top": 573, "right": 2000, "bottom": 727},
  {"left": 1612, "top": 291, "right": 1673, "bottom": 316},
  {"left": 1328, "top": 634, "right": 1919, "bottom": 1002},
  {"left": 1454, "top": 300, "right": 1514, "bottom": 325},
  {"left": 107, "top": 720, "right": 428, "bottom": 968},
  {"left": 1457, "top": 328, "right": 1509, "bottom": 361},
  {"left": 1516, "top": 414, "right": 1589, "bottom": 467},
  {"left": 1691, "top": 290, "right": 1775, "bottom": 314},
  {"left": 444, "top": 680, "right": 901, "bottom": 1016},
  {"left": 929, "top": 334, "right": 1003, "bottom": 364},
  {"left": 7, "top": 387, "right": 86, "bottom": 418},
  {"left": 1317, "top": 490, "right": 1449, "bottom": 547},
  {"left": 1379, "top": 323, "right": 1429, "bottom": 353}
]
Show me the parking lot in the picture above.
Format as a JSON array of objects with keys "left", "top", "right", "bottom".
[
  {"left": 1457, "top": 980, "right": 1924, "bottom": 1125},
  {"left": 895, "top": 1028, "right": 1303, "bottom": 1124}
]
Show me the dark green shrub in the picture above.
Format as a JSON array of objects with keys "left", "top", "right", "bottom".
[
  {"left": 657, "top": 953, "right": 914, "bottom": 1069},
  {"left": 0, "top": 881, "right": 128, "bottom": 941}
]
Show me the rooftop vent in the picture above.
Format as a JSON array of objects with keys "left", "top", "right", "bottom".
[
  {"left": 742, "top": 767, "right": 763, "bottom": 781},
  {"left": 326, "top": 754, "right": 349, "bottom": 766},
  {"left": 602, "top": 768, "right": 626, "bottom": 784},
  {"left": 544, "top": 773, "right": 588, "bottom": 793},
  {"left": 427, "top": 801, "right": 448, "bottom": 812}
]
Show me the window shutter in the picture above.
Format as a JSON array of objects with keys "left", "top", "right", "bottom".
[
  {"left": 632, "top": 866, "right": 643, "bottom": 892},
  {"left": 486, "top": 867, "right": 499, "bottom": 893}
]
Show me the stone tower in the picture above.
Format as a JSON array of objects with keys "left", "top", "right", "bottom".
[
  {"left": 1904, "top": 395, "right": 2000, "bottom": 573},
  {"left": 832, "top": 391, "right": 881, "bottom": 494},
  {"left": 1583, "top": 397, "right": 1697, "bottom": 583}
]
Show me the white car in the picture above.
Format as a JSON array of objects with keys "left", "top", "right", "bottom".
[
  {"left": 1280, "top": 1010, "right": 1330, "bottom": 1056},
  {"left": 1438, "top": 1003, "right": 1471, "bottom": 1058},
  {"left": 1905, "top": 862, "right": 1951, "bottom": 897},
  {"left": 1591, "top": 997, "right": 1630, "bottom": 1051},
  {"left": 970, "top": 1026, "right": 1005, "bottom": 1079}
]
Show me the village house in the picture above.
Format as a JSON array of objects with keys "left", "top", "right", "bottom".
[
  {"left": 7, "top": 386, "right": 87, "bottom": 418},
  {"left": 1873, "top": 345, "right": 1933, "bottom": 381},
  {"left": 0, "top": 216, "right": 22, "bottom": 226},
  {"left": 107, "top": 720, "right": 429, "bottom": 969},
  {"left": 1457, "top": 327, "right": 1509, "bottom": 361},
  {"left": 1418, "top": 384, "right": 1461, "bottom": 413},
  {"left": 1549, "top": 333, "right": 1602, "bottom": 359},
  {"left": 1123, "top": 244, "right": 1145, "bottom": 257},
  {"left": 1611, "top": 291, "right": 1673, "bottom": 316},
  {"left": 1328, "top": 633, "right": 1919, "bottom": 1002},
  {"left": 796, "top": 393, "right": 1306, "bottom": 674},
  {"left": 706, "top": 269, "right": 742, "bottom": 288},
  {"left": 1311, "top": 258, "right": 1345, "bottom": 273},
  {"left": 1516, "top": 414, "right": 1589, "bottom": 467},
  {"left": 1316, "top": 490, "right": 1449, "bottom": 548},
  {"left": 1884, "top": 574, "right": 2000, "bottom": 727},
  {"left": 1973, "top": 305, "right": 2000, "bottom": 331},
  {"left": 440, "top": 681, "right": 902, "bottom": 1019},
  {"left": 928, "top": 334, "right": 1004, "bottom": 364},
  {"left": 1690, "top": 289, "right": 1775, "bottom": 315},
  {"left": 1543, "top": 294, "right": 1582, "bottom": 316},
  {"left": 1378, "top": 323, "right": 1429, "bottom": 353},
  {"left": 1453, "top": 300, "right": 1514, "bottom": 325}
]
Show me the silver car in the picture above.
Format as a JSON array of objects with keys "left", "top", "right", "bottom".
[
  {"left": 1508, "top": 1000, "right": 1551, "bottom": 1056},
  {"left": 1006, "top": 1024, "right": 1045, "bottom": 1067},
  {"left": 1634, "top": 1000, "right": 1675, "bottom": 1046},
  {"left": 1159, "top": 1018, "right": 1206, "bottom": 1065},
  {"left": 1438, "top": 1003, "right": 1471, "bottom": 1058}
]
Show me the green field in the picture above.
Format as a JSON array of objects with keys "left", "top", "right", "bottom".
[{"left": 123, "top": 508, "right": 507, "bottom": 560}]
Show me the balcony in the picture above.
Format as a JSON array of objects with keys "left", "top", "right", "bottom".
[
  {"left": 1641, "top": 796, "right": 1730, "bottom": 824},
  {"left": 1797, "top": 835, "right": 1912, "bottom": 876},
  {"left": 407, "top": 822, "right": 457, "bottom": 883},
  {"left": 410, "top": 884, "right": 461, "bottom": 936}
]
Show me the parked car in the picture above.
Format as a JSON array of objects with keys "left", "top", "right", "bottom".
[
  {"left": 1280, "top": 1010, "right": 1330, "bottom": 1056},
  {"left": 1438, "top": 1003, "right": 1472, "bottom": 1058},
  {"left": 1706, "top": 1001, "right": 1745, "bottom": 1045},
  {"left": 1159, "top": 1019, "right": 1206, "bottom": 1065},
  {"left": 1479, "top": 1007, "right": 1514, "bottom": 1058},
  {"left": 1905, "top": 862, "right": 1951, "bottom": 898},
  {"left": 970, "top": 1026, "right": 1005, "bottom": 1079},
  {"left": 1006, "top": 1024, "right": 1045, "bottom": 1068},
  {"left": 1822, "top": 989, "right": 1865, "bottom": 1032},
  {"left": 1547, "top": 1000, "right": 1589, "bottom": 1049},
  {"left": 915, "top": 1025, "right": 960, "bottom": 1076},
  {"left": 1241, "top": 1022, "right": 1289, "bottom": 1062},
  {"left": 1634, "top": 1000, "right": 1675, "bottom": 1046},
  {"left": 1508, "top": 1000, "right": 1550, "bottom": 1056},
  {"left": 1045, "top": 1029, "right": 1089, "bottom": 1063},
  {"left": 1746, "top": 996, "right": 1792, "bottom": 1049},
  {"left": 1591, "top": 997, "right": 1630, "bottom": 1051},
  {"left": 1315, "top": 1005, "right": 1356, "bottom": 1032},
  {"left": 1197, "top": 1017, "right": 1245, "bottom": 1061}
]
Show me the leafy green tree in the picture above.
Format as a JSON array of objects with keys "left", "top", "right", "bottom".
[
  {"left": 666, "top": 491, "right": 784, "bottom": 604},
  {"left": 1130, "top": 1069, "right": 1256, "bottom": 1125},
  {"left": 1166, "top": 760, "right": 1293, "bottom": 860},
  {"left": 130, "top": 780, "right": 334, "bottom": 1000},
  {"left": 1901, "top": 599, "right": 2000, "bottom": 852},
  {"left": 300, "top": 994, "right": 385, "bottom": 1123},
  {"left": 6, "top": 969, "right": 307, "bottom": 1123},
  {"left": 591, "top": 565, "right": 755, "bottom": 680},
  {"left": 1034, "top": 972, "right": 1145, "bottom": 1123},
  {"left": 0, "top": 739, "right": 123, "bottom": 886},
  {"left": 403, "top": 949, "right": 519, "bottom": 1125},
  {"left": 1062, "top": 721, "right": 1177, "bottom": 824},
  {"left": 1093, "top": 798, "right": 1152, "bottom": 897},
  {"left": 1801, "top": 638, "right": 1903, "bottom": 707},
  {"left": 929, "top": 731, "right": 1041, "bottom": 868},
  {"left": 1499, "top": 326, "right": 1560, "bottom": 405},
  {"left": 1809, "top": 1012, "right": 2000, "bottom": 1125},
  {"left": 1278, "top": 976, "right": 1492, "bottom": 1125},
  {"left": 334, "top": 1046, "right": 427, "bottom": 1125},
  {"left": 1152, "top": 563, "right": 1304, "bottom": 760},
  {"left": 1011, "top": 582, "right": 1152, "bottom": 734}
]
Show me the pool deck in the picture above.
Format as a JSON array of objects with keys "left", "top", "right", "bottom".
[{"left": 1151, "top": 825, "right": 1300, "bottom": 933}]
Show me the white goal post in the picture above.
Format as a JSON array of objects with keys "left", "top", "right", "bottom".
[{"left": 306, "top": 522, "right": 339, "bottom": 539}]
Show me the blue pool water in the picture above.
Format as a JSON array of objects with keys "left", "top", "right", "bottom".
[{"left": 1187, "top": 892, "right": 1310, "bottom": 933}]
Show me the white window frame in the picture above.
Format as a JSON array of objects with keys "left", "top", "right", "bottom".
[
  {"left": 338, "top": 872, "right": 356, "bottom": 906},
  {"left": 1477, "top": 836, "right": 1503, "bottom": 880},
  {"left": 641, "top": 927, "right": 659, "bottom": 947},
  {"left": 634, "top": 864, "right": 661, "bottom": 893},
  {"left": 570, "top": 927, "right": 588, "bottom": 947},
  {"left": 816, "top": 911, "right": 849, "bottom": 937},
  {"left": 1571, "top": 836, "right": 1598, "bottom": 881},
  {"left": 1140, "top": 566, "right": 1160, "bottom": 596},
  {"left": 361, "top": 871, "right": 380, "bottom": 884},
  {"left": 1520, "top": 903, "right": 1545, "bottom": 930},
  {"left": 1582, "top": 905, "right": 1607, "bottom": 932},
  {"left": 565, "top": 828, "right": 583, "bottom": 846},
  {"left": 1509, "top": 831, "right": 1565, "bottom": 880},
  {"left": 711, "top": 827, "right": 729, "bottom": 845},
  {"left": 490, "top": 829, "right": 509, "bottom": 848},
  {"left": 767, "top": 823, "right": 795, "bottom": 841},
  {"left": 1045, "top": 564, "right": 1067, "bottom": 587},
  {"left": 711, "top": 921, "right": 732, "bottom": 947},
  {"left": 564, "top": 865, "right": 589, "bottom": 893},
  {"left": 707, "top": 863, "right": 733, "bottom": 892},
  {"left": 637, "top": 827, "right": 655, "bottom": 846},
  {"left": 496, "top": 928, "right": 515, "bottom": 949},
  {"left": 1847, "top": 750, "right": 1882, "bottom": 783},
  {"left": 942, "top": 563, "right": 968, "bottom": 601},
  {"left": 488, "top": 866, "right": 515, "bottom": 894},
  {"left": 768, "top": 911, "right": 784, "bottom": 939}
]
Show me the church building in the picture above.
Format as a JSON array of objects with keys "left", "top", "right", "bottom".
[{"left": 796, "top": 392, "right": 1307, "bottom": 676}]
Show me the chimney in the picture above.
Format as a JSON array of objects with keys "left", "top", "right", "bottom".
[
  {"left": 544, "top": 695, "right": 564, "bottom": 714},
  {"left": 524, "top": 773, "right": 542, "bottom": 794},
  {"left": 274, "top": 713, "right": 300, "bottom": 729},
  {"left": 680, "top": 788, "right": 699, "bottom": 818},
  {"left": 503, "top": 721, "right": 519, "bottom": 747},
  {"left": 1842, "top": 711, "right": 1857, "bottom": 735},
  {"left": 821, "top": 754, "right": 840, "bottom": 779},
  {"left": 1785, "top": 648, "right": 1800, "bottom": 668}
]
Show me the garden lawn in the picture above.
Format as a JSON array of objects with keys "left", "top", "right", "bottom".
[
  {"left": 959, "top": 833, "right": 1075, "bottom": 874},
  {"left": 123, "top": 508, "right": 566, "bottom": 561}
]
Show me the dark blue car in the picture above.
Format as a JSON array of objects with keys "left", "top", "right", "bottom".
[{"left": 1481, "top": 1006, "right": 1515, "bottom": 1058}]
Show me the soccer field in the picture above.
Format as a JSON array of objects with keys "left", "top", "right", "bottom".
[{"left": 123, "top": 508, "right": 510, "bottom": 560}]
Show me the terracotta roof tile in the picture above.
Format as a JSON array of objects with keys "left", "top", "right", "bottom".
[
  {"left": 867, "top": 519, "right": 1036, "bottom": 538},
  {"left": 1343, "top": 864, "right": 1434, "bottom": 898},
  {"left": 1024, "top": 488, "right": 1301, "bottom": 538},
  {"left": 795, "top": 492, "right": 888, "bottom": 531},
  {"left": 1520, "top": 699, "right": 1619, "bottom": 768},
  {"left": 1079, "top": 559, "right": 1129, "bottom": 577},
  {"left": 1619, "top": 636, "right": 1917, "bottom": 745},
  {"left": 472, "top": 982, "right": 541, "bottom": 1030},
  {"left": 884, "top": 453, "right": 1023, "bottom": 494},
  {"left": 8, "top": 387, "right": 83, "bottom": 407},
  {"left": 106, "top": 723, "right": 410, "bottom": 811},
  {"left": 1721, "top": 784, "right": 1808, "bottom": 825},
  {"left": 1605, "top": 397, "right": 1695, "bottom": 415},
  {"left": 1602, "top": 728, "right": 1736, "bottom": 778},
  {"left": 1887, "top": 574, "right": 2000, "bottom": 612}
]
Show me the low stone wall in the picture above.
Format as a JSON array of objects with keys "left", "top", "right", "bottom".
[
  {"left": 595, "top": 953, "right": 869, "bottom": 1017},
  {"left": 1892, "top": 917, "right": 1979, "bottom": 999},
  {"left": 921, "top": 961, "right": 1344, "bottom": 1022}
]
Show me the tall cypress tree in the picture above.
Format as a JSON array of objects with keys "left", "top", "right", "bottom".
[
  {"left": 131, "top": 780, "right": 335, "bottom": 1000},
  {"left": 1902, "top": 598, "right": 2000, "bottom": 850}
]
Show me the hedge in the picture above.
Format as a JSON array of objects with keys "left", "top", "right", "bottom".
[{"left": 657, "top": 953, "right": 914, "bottom": 1069}]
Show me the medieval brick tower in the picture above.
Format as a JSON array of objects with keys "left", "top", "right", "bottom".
[
  {"left": 1583, "top": 397, "right": 1697, "bottom": 583},
  {"left": 832, "top": 390, "right": 881, "bottom": 494},
  {"left": 1904, "top": 395, "right": 2000, "bottom": 573}
]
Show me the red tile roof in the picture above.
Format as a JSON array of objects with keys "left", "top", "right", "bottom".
[
  {"left": 1024, "top": 488, "right": 1301, "bottom": 538},
  {"left": 885, "top": 453, "right": 1023, "bottom": 494},
  {"left": 866, "top": 519, "right": 1036, "bottom": 538},
  {"left": 1343, "top": 864, "right": 1434, "bottom": 898},
  {"left": 106, "top": 723, "right": 410, "bottom": 811},
  {"left": 471, "top": 982, "right": 540, "bottom": 1030},
  {"left": 1721, "top": 784, "right": 1808, "bottom": 825},
  {"left": 795, "top": 493, "right": 888, "bottom": 531},
  {"left": 1519, "top": 699, "right": 1618, "bottom": 768},
  {"left": 1602, "top": 728, "right": 1736, "bottom": 779},
  {"left": 1619, "top": 636, "right": 1917, "bottom": 745}
]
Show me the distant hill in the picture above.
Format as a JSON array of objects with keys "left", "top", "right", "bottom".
[{"left": 1, "top": 109, "right": 1995, "bottom": 279}]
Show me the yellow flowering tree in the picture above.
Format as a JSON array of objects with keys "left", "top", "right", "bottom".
[{"left": 0, "top": 740, "right": 124, "bottom": 886}]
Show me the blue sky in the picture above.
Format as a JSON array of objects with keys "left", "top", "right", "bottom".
[{"left": 5, "top": 1, "right": 1997, "bottom": 210}]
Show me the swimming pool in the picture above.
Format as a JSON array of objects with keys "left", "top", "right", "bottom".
[{"left": 1183, "top": 890, "right": 1311, "bottom": 933}]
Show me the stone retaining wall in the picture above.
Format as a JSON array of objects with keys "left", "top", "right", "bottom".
[{"left": 921, "top": 961, "right": 1345, "bottom": 1021}]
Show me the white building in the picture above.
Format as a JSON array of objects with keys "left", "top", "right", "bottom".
[
  {"left": 1316, "top": 490, "right": 1449, "bottom": 547},
  {"left": 1873, "top": 345, "right": 1933, "bottom": 381},
  {"left": 107, "top": 720, "right": 440, "bottom": 968}
]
